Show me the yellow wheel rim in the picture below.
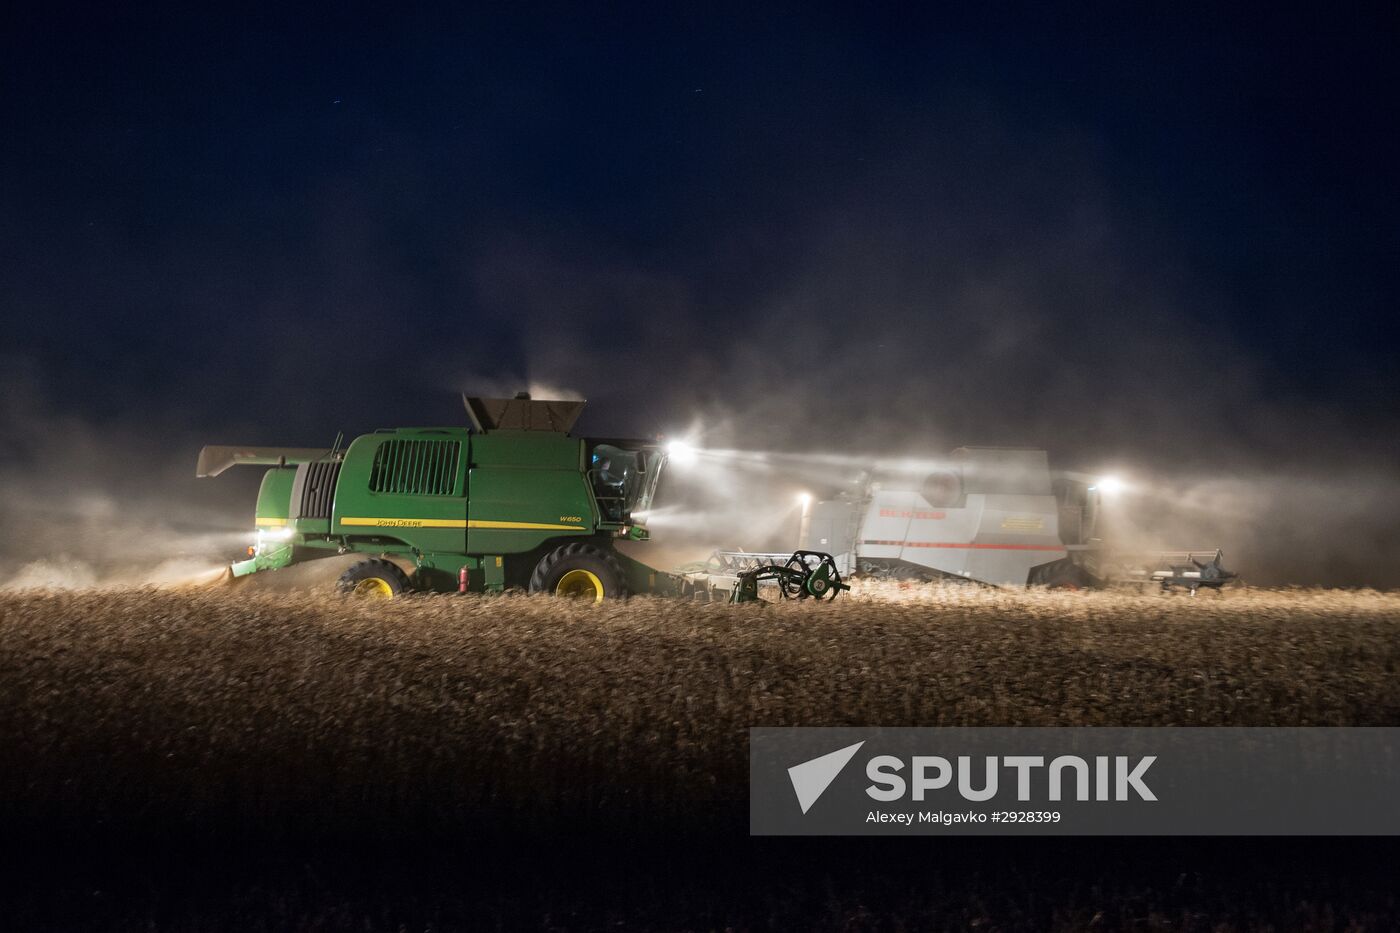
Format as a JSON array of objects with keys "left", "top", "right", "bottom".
[
  {"left": 555, "top": 569, "right": 604, "bottom": 603},
  {"left": 353, "top": 577, "right": 394, "bottom": 598}
]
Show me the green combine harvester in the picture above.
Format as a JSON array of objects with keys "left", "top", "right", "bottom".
[{"left": 197, "top": 393, "right": 849, "bottom": 604}]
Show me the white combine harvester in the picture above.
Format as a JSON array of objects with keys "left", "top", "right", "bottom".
[{"left": 782, "top": 446, "right": 1235, "bottom": 592}]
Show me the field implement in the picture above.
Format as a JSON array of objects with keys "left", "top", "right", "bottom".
[
  {"left": 1122, "top": 549, "right": 1239, "bottom": 595},
  {"left": 197, "top": 394, "right": 849, "bottom": 605},
  {"left": 728, "top": 551, "right": 850, "bottom": 603}
]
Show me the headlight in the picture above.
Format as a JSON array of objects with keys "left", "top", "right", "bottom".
[
  {"left": 1094, "top": 476, "right": 1124, "bottom": 495},
  {"left": 666, "top": 440, "right": 698, "bottom": 465}
]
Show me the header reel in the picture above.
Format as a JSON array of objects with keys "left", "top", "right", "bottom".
[{"left": 730, "top": 550, "right": 851, "bottom": 604}]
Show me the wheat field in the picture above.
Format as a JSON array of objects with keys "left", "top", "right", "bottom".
[
  {"left": 3, "top": 583, "right": 1399, "bottom": 930},
  {"left": 2, "top": 583, "right": 1397, "bottom": 840}
]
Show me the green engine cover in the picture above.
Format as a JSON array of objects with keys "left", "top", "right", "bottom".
[
  {"left": 328, "top": 428, "right": 595, "bottom": 557},
  {"left": 254, "top": 467, "right": 296, "bottom": 529}
]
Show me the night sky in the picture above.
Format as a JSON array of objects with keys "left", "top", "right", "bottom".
[{"left": 3, "top": 6, "right": 1398, "bottom": 582}]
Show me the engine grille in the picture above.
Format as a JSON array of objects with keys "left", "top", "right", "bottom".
[
  {"left": 296, "top": 460, "right": 342, "bottom": 520},
  {"left": 369, "top": 439, "right": 460, "bottom": 496}
]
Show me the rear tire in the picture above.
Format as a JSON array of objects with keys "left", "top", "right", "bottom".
[
  {"left": 338, "top": 558, "right": 411, "bottom": 598},
  {"left": 529, "top": 542, "right": 628, "bottom": 602}
]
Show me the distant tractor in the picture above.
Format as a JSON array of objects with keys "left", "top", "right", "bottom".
[{"left": 198, "top": 394, "right": 672, "bottom": 600}]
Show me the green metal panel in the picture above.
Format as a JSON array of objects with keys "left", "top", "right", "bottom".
[
  {"left": 482, "top": 555, "right": 505, "bottom": 589},
  {"left": 332, "top": 428, "right": 470, "bottom": 554},
  {"left": 254, "top": 467, "right": 296, "bottom": 528},
  {"left": 466, "top": 432, "right": 596, "bottom": 554},
  {"left": 469, "top": 431, "right": 585, "bottom": 469}
]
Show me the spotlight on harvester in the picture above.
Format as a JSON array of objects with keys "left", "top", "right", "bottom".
[
  {"left": 666, "top": 439, "right": 698, "bottom": 466},
  {"left": 1094, "top": 475, "right": 1124, "bottom": 495}
]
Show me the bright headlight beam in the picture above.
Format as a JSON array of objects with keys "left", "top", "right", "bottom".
[
  {"left": 1096, "top": 475, "right": 1124, "bottom": 495},
  {"left": 666, "top": 440, "right": 698, "bottom": 466}
]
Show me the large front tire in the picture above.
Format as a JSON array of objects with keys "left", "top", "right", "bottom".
[
  {"left": 337, "top": 558, "right": 411, "bottom": 598},
  {"left": 529, "top": 542, "right": 628, "bottom": 603}
]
